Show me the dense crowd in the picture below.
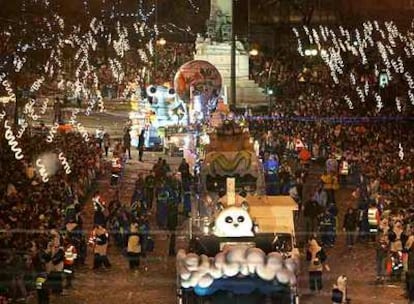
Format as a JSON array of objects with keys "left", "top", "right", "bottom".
[
  {"left": 0, "top": 126, "right": 104, "bottom": 303},
  {"left": 246, "top": 62, "right": 414, "bottom": 300}
]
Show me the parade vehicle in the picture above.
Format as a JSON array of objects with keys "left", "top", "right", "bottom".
[
  {"left": 200, "top": 115, "right": 265, "bottom": 195},
  {"left": 176, "top": 193, "right": 300, "bottom": 304},
  {"left": 164, "top": 126, "right": 195, "bottom": 157}
]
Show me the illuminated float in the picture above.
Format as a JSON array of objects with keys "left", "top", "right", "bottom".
[
  {"left": 128, "top": 84, "right": 188, "bottom": 150},
  {"left": 200, "top": 107, "right": 265, "bottom": 194},
  {"left": 176, "top": 193, "right": 300, "bottom": 304},
  {"left": 174, "top": 60, "right": 222, "bottom": 123}
]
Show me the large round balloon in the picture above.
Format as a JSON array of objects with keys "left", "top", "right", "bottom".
[{"left": 174, "top": 60, "right": 222, "bottom": 102}]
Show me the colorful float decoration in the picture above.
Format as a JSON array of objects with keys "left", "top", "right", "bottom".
[
  {"left": 201, "top": 114, "right": 265, "bottom": 194},
  {"left": 174, "top": 60, "right": 222, "bottom": 122},
  {"left": 176, "top": 197, "right": 300, "bottom": 303}
]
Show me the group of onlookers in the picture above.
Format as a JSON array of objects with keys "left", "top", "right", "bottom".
[{"left": 0, "top": 124, "right": 103, "bottom": 303}]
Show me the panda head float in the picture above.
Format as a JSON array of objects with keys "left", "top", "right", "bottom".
[{"left": 213, "top": 202, "right": 254, "bottom": 238}]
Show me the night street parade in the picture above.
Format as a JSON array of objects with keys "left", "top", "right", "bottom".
[{"left": 0, "top": 0, "right": 414, "bottom": 303}]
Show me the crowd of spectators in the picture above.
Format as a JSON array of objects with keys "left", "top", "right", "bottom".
[
  {"left": 245, "top": 41, "right": 414, "bottom": 297},
  {"left": 0, "top": 126, "right": 104, "bottom": 302}
]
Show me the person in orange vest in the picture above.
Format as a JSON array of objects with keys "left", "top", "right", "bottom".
[
  {"left": 63, "top": 238, "right": 77, "bottom": 288},
  {"left": 299, "top": 148, "right": 311, "bottom": 169}
]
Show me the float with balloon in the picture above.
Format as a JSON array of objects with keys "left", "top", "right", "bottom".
[
  {"left": 174, "top": 60, "right": 223, "bottom": 124},
  {"left": 176, "top": 196, "right": 299, "bottom": 303}
]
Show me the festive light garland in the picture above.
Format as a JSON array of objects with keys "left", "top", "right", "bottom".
[
  {"left": 409, "top": 90, "right": 414, "bottom": 105},
  {"left": 69, "top": 109, "right": 80, "bottom": 125},
  {"left": 375, "top": 93, "right": 384, "bottom": 112},
  {"left": 16, "top": 120, "right": 28, "bottom": 139},
  {"left": 2, "top": 79, "right": 16, "bottom": 102},
  {"left": 58, "top": 152, "right": 71, "bottom": 174},
  {"left": 23, "top": 99, "right": 39, "bottom": 121},
  {"left": 30, "top": 76, "right": 45, "bottom": 93},
  {"left": 344, "top": 95, "right": 354, "bottom": 110},
  {"left": 4, "top": 120, "right": 24, "bottom": 160},
  {"left": 398, "top": 143, "right": 404, "bottom": 160},
  {"left": 75, "top": 122, "right": 89, "bottom": 142},
  {"left": 46, "top": 122, "right": 59, "bottom": 143},
  {"left": 40, "top": 99, "right": 48, "bottom": 115},
  {"left": 35, "top": 158, "right": 49, "bottom": 183},
  {"left": 294, "top": 21, "right": 414, "bottom": 114}
]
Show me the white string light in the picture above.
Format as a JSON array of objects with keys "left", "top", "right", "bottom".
[
  {"left": 69, "top": 109, "right": 80, "bottom": 125},
  {"left": 46, "top": 122, "right": 59, "bottom": 143},
  {"left": 356, "top": 86, "right": 365, "bottom": 103},
  {"left": 344, "top": 95, "right": 354, "bottom": 109},
  {"left": 375, "top": 93, "right": 384, "bottom": 112},
  {"left": 2, "top": 79, "right": 16, "bottom": 102},
  {"left": 40, "top": 98, "right": 48, "bottom": 115},
  {"left": 398, "top": 143, "right": 404, "bottom": 160},
  {"left": 16, "top": 120, "right": 28, "bottom": 139},
  {"left": 395, "top": 97, "right": 402, "bottom": 112},
  {"left": 23, "top": 99, "right": 39, "bottom": 121},
  {"left": 4, "top": 120, "right": 24, "bottom": 160},
  {"left": 58, "top": 152, "right": 72, "bottom": 174},
  {"left": 294, "top": 21, "right": 414, "bottom": 114},
  {"left": 36, "top": 158, "right": 49, "bottom": 183},
  {"left": 30, "top": 76, "right": 45, "bottom": 93},
  {"left": 75, "top": 122, "right": 90, "bottom": 142},
  {"left": 364, "top": 81, "right": 369, "bottom": 96},
  {"left": 409, "top": 90, "right": 414, "bottom": 105}
]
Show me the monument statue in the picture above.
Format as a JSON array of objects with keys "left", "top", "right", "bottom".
[
  {"left": 193, "top": 0, "right": 267, "bottom": 105},
  {"left": 207, "top": 0, "right": 232, "bottom": 42}
]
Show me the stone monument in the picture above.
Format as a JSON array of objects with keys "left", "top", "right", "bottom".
[{"left": 194, "top": 0, "right": 266, "bottom": 106}]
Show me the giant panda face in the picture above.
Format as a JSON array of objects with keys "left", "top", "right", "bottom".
[{"left": 213, "top": 204, "right": 254, "bottom": 238}]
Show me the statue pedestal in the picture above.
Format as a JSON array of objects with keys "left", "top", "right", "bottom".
[{"left": 194, "top": 40, "right": 267, "bottom": 107}]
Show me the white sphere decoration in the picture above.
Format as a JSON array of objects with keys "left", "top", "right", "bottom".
[
  {"left": 256, "top": 263, "right": 276, "bottom": 281},
  {"left": 198, "top": 274, "right": 214, "bottom": 288},
  {"left": 199, "top": 255, "right": 210, "bottom": 272},
  {"left": 214, "top": 252, "right": 226, "bottom": 270},
  {"left": 266, "top": 252, "right": 284, "bottom": 272},
  {"left": 239, "top": 264, "right": 249, "bottom": 276},
  {"left": 181, "top": 279, "right": 192, "bottom": 289},
  {"left": 208, "top": 265, "right": 223, "bottom": 279},
  {"left": 188, "top": 271, "right": 204, "bottom": 287},
  {"left": 226, "top": 246, "right": 248, "bottom": 264},
  {"left": 222, "top": 262, "right": 240, "bottom": 277},
  {"left": 179, "top": 265, "right": 192, "bottom": 281},
  {"left": 185, "top": 253, "right": 200, "bottom": 272},
  {"left": 246, "top": 248, "right": 265, "bottom": 274}
]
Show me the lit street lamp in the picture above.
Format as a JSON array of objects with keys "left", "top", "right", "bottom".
[
  {"left": 304, "top": 49, "right": 318, "bottom": 56},
  {"left": 156, "top": 37, "right": 166, "bottom": 46},
  {"left": 249, "top": 48, "right": 259, "bottom": 56}
]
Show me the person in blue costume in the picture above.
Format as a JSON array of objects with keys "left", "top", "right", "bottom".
[
  {"left": 264, "top": 154, "right": 280, "bottom": 195},
  {"left": 156, "top": 181, "right": 169, "bottom": 229}
]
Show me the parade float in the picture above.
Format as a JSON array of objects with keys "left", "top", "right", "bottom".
[
  {"left": 128, "top": 84, "right": 188, "bottom": 150},
  {"left": 199, "top": 106, "right": 265, "bottom": 195},
  {"left": 176, "top": 193, "right": 300, "bottom": 304}
]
